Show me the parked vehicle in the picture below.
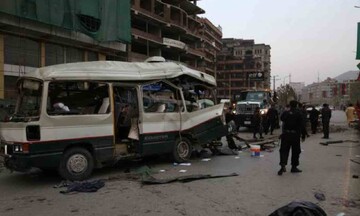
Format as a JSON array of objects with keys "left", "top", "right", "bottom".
[
  {"left": 0, "top": 57, "right": 228, "bottom": 180},
  {"left": 234, "top": 89, "right": 273, "bottom": 128}
]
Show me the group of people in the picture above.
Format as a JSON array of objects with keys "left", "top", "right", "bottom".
[
  {"left": 224, "top": 100, "right": 334, "bottom": 176},
  {"left": 277, "top": 101, "right": 332, "bottom": 176},
  {"left": 252, "top": 104, "right": 279, "bottom": 139}
]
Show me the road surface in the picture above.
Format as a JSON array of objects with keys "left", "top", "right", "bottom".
[{"left": 0, "top": 110, "right": 359, "bottom": 215}]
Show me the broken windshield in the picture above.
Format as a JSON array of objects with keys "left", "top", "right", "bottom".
[
  {"left": 238, "top": 91, "right": 268, "bottom": 102},
  {"left": 12, "top": 79, "right": 42, "bottom": 120}
]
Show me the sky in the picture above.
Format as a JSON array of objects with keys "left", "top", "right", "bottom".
[{"left": 197, "top": 0, "right": 359, "bottom": 87}]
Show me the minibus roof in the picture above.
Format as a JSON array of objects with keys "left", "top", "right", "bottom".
[{"left": 29, "top": 61, "right": 216, "bottom": 86}]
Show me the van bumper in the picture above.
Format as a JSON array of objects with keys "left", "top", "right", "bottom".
[{"left": 3, "top": 153, "right": 62, "bottom": 172}]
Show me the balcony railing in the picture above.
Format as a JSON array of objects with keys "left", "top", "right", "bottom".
[{"left": 132, "top": 28, "right": 162, "bottom": 44}]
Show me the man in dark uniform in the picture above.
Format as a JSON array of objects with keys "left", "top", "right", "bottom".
[
  {"left": 225, "top": 107, "right": 241, "bottom": 150},
  {"left": 309, "top": 106, "right": 320, "bottom": 134},
  {"left": 266, "top": 104, "right": 279, "bottom": 135},
  {"left": 278, "top": 100, "right": 305, "bottom": 176},
  {"left": 321, "top": 103, "right": 332, "bottom": 139},
  {"left": 252, "top": 107, "right": 264, "bottom": 139},
  {"left": 299, "top": 104, "right": 310, "bottom": 137}
]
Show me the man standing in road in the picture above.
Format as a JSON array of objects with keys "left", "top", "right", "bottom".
[
  {"left": 321, "top": 103, "right": 332, "bottom": 139},
  {"left": 299, "top": 104, "right": 310, "bottom": 138},
  {"left": 278, "top": 100, "right": 305, "bottom": 176},
  {"left": 345, "top": 103, "right": 355, "bottom": 127},
  {"left": 309, "top": 106, "right": 320, "bottom": 134},
  {"left": 266, "top": 104, "right": 279, "bottom": 135},
  {"left": 252, "top": 107, "right": 264, "bottom": 139}
]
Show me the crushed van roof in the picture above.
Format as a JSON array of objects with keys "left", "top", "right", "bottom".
[{"left": 28, "top": 61, "right": 216, "bottom": 86}]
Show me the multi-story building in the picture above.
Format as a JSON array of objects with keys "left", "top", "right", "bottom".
[
  {"left": 302, "top": 72, "right": 360, "bottom": 107},
  {"left": 0, "top": 0, "right": 131, "bottom": 99},
  {"left": 216, "top": 38, "right": 271, "bottom": 100},
  {"left": 289, "top": 82, "right": 305, "bottom": 100},
  {"left": 0, "top": 0, "right": 222, "bottom": 101},
  {"left": 301, "top": 78, "right": 337, "bottom": 105},
  {"left": 130, "top": 0, "right": 222, "bottom": 77}
]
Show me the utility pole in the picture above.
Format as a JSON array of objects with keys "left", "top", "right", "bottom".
[
  {"left": 272, "top": 75, "right": 280, "bottom": 92},
  {"left": 289, "top": 73, "right": 291, "bottom": 83}
]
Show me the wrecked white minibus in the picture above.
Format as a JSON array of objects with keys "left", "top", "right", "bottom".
[{"left": 0, "top": 57, "right": 228, "bottom": 180}]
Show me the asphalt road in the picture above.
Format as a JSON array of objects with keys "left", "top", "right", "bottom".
[{"left": 0, "top": 110, "right": 359, "bottom": 216}]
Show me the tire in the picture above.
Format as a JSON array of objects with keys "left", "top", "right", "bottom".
[
  {"left": 58, "top": 147, "right": 94, "bottom": 181},
  {"left": 173, "top": 137, "right": 192, "bottom": 163}
]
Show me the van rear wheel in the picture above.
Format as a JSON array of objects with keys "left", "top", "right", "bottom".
[
  {"left": 58, "top": 147, "right": 94, "bottom": 181},
  {"left": 173, "top": 137, "right": 192, "bottom": 163}
]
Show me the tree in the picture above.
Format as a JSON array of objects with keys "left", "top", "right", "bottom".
[{"left": 277, "top": 84, "right": 298, "bottom": 106}]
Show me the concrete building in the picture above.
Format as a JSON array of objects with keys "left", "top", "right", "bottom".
[
  {"left": 289, "top": 82, "right": 305, "bottom": 100},
  {"left": 301, "top": 78, "right": 337, "bottom": 105},
  {"left": 0, "top": 0, "right": 131, "bottom": 100},
  {"left": 302, "top": 72, "right": 360, "bottom": 107},
  {"left": 216, "top": 38, "right": 271, "bottom": 100},
  {"left": 130, "top": 0, "right": 222, "bottom": 77},
  {"left": 0, "top": 0, "right": 221, "bottom": 100}
]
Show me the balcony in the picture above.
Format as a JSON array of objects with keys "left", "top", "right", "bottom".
[
  {"left": 132, "top": 28, "right": 163, "bottom": 44},
  {"left": 131, "top": 7, "right": 167, "bottom": 25},
  {"left": 187, "top": 46, "right": 204, "bottom": 57}
]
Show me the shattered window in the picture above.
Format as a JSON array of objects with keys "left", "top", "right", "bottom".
[
  {"left": 47, "top": 81, "right": 109, "bottom": 115},
  {"left": 183, "top": 87, "right": 215, "bottom": 112},
  {"left": 142, "top": 81, "right": 183, "bottom": 113}
]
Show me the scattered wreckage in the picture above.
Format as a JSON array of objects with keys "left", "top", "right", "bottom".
[{"left": 0, "top": 57, "right": 229, "bottom": 181}]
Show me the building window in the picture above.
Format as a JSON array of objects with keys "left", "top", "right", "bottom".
[
  {"left": 88, "top": 51, "right": 99, "bottom": 61},
  {"left": 45, "top": 43, "right": 64, "bottom": 66},
  {"left": 4, "top": 35, "right": 40, "bottom": 67},
  {"left": 66, "top": 47, "right": 84, "bottom": 63}
]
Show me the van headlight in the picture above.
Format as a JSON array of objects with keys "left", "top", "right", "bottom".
[{"left": 13, "top": 143, "right": 29, "bottom": 153}]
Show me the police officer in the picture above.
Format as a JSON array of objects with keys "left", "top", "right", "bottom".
[
  {"left": 321, "top": 103, "right": 332, "bottom": 139},
  {"left": 309, "top": 106, "right": 320, "bottom": 134},
  {"left": 266, "top": 104, "right": 279, "bottom": 135},
  {"left": 278, "top": 100, "right": 305, "bottom": 176}
]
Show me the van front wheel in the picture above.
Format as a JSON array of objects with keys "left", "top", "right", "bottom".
[
  {"left": 58, "top": 147, "right": 94, "bottom": 181},
  {"left": 173, "top": 138, "right": 192, "bottom": 163}
]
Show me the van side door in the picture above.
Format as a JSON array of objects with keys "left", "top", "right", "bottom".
[{"left": 139, "top": 81, "right": 183, "bottom": 156}]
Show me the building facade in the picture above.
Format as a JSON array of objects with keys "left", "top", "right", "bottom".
[
  {"left": 289, "top": 82, "right": 305, "bottom": 100},
  {"left": 216, "top": 38, "right": 271, "bottom": 100},
  {"left": 0, "top": 0, "right": 131, "bottom": 100},
  {"left": 301, "top": 74, "right": 360, "bottom": 107},
  {"left": 130, "top": 0, "right": 222, "bottom": 77},
  {"left": 0, "top": 0, "right": 222, "bottom": 100}
]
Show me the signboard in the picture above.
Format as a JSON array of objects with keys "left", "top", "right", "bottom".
[
  {"left": 248, "top": 72, "right": 264, "bottom": 81},
  {"left": 163, "top": 38, "right": 187, "bottom": 50}
]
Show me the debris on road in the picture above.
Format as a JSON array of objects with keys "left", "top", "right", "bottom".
[
  {"left": 141, "top": 173, "right": 238, "bottom": 185},
  {"left": 179, "top": 170, "right": 187, "bottom": 173},
  {"left": 350, "top": 159, "right": 360, "bottom": 165},
  {"left": 178, "top": 163, "right": 191, "bottom": 166},
  {"left": 201, "top": 158, "right": 211, "bottom": 162},
  {"left": 319, "top": 140, "right": 359, "bottom": 146},
  {"left": 352, "top": 175, "right": 359, "bottom": 179},
  {"left": 314, "top": 192, "right": 326, "bottom": 201},
  {"left": 59, "top": 179, "right": 105, "bottom": 194},
  {"left": 269, "top": 201, "right": 327, "bottom": 216}
]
